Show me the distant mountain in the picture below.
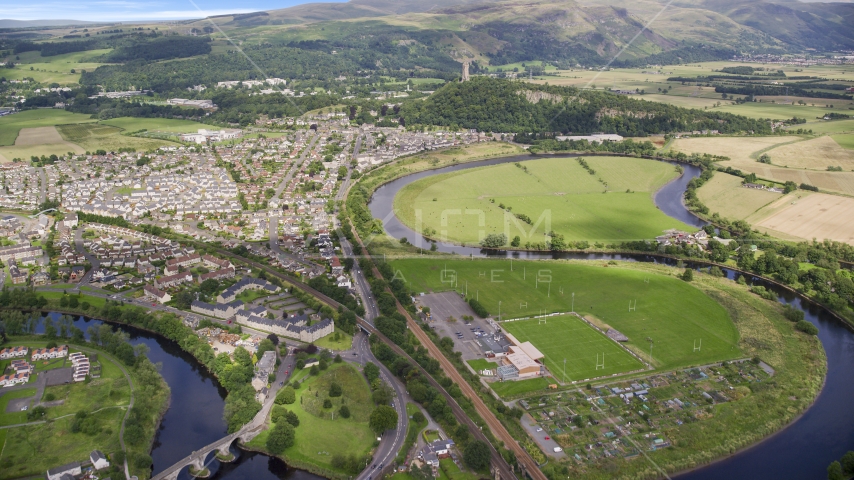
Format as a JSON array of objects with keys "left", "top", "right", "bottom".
[
  {"left": 0, "top": 19, "right": 97, "bottom": 28},
  {"left": 193, "top": 0, "right": 854, "bottom": 60}
]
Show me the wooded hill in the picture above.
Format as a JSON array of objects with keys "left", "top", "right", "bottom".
[{"left": 400, "top": 77, "right": 772, "bottom": 135}]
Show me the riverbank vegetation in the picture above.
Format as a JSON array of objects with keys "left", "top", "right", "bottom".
[
  {"left": 0, "top": 287, "right": 262, "bottom": 434},
  {"left": 0, "top": 317, "right": 169, "bottom": 480}
]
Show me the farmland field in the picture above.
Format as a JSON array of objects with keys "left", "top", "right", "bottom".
[
  {"left": 671, "top": 136, "right": 796, "bottom": 167},
  {"left": 754, "top": 193, "right": 854, "bottom": 244},
  {"left": 394, "top": 156, "right": 691, "bottom": 245},
  {"left": 1, "top": 49, "right": 114, "bottom": 84},
  {"left": 100, "top": 117, "right": 208, "bottom": 133},
  {"left": 390, "top": 258, "right": 741, "bottom": 370},
  {"left": 696, "top": 172, "right": 782, "bottom": 220},
  {"left": 763, "top": 136, "right": 854, "bottom": 170},
  {"left": 833, "top": 134, "right": 854, "bottom": 150},
  {"left": 502, "top": 314, "right": 646, "bottom": 381},
  {"left": 57, "top": 123, "right": 176, "bottom": 152},
  {"left": 0, "top": 109, "right": 96, "bottom": 147}
]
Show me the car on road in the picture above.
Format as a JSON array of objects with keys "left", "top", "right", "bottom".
[
  {"left": 21, "top": 405, "right": 27, "bottom": 411},
  {"left": 545, "top": 436, "right": 550, "bottom": 440},
  {"left": 536, "top": 427, "right": 543, "bottom": 432}
]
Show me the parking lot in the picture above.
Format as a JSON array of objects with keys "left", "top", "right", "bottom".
[{"left": 415, "top": 292, "right": 511, "bottom": 361}]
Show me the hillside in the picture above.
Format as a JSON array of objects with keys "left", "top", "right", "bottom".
[
  {"left": 399, "top": 77, "right": 771, "bottom": 135},
  {"left": 188, "top": 0, "right": 854, "bottom": 63}
]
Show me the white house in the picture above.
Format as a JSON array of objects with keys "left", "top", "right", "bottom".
[{"left": 90, "top": 450, "right": 110, "bottom": 470}]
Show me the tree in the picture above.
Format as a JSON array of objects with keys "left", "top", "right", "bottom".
[
  {"left": 286, "top": 410, "right": 300, "bottom": 427},
  {"left": 841, "top": 451, "right": 854, "bottom": 476},
  {"left": 510, "top": 235, "right": 521, "bottom": 247},
  {"left": 464, "top": 440, "right": 491, "bottom": 470},
  {"left": 266, "top": 421, "right": 295, "bottom": 453},
  {"left": 796, "top": 320, "right": 819, "bottom": 335},
  {"left": 339, "top": 405, "right": 351, "bottom": 418},
  {"left": 479, "top": 233, "right": 507, "bottom": 248},
  {"left": 828, "top": 461, "right": 843, "bottom": 480},
  {"left": 363, "top": 362, "right": 380, "bottom": 383},
  {"left": 682, "top": 268, "right": 694, "bottom": 282},
  {"left": 329, "top": 382, "right": 343, "bottom": 397},
  {"left": 323, "top": 399, "right": 333, "bottom": 408},
  {"left": 199, "top": 278, "right": 220, "bottom": 296},
  {"left": 372, "top": 383, "right": 393, "bottom": 405},
  {"left": 412, "top": 411, "right": 425, "bottom": 424},
  {"left": 369, "top": 405, "right": 397, "bottom": 433},
  {"left": 275, "top": 386, "right": 296, "bottom": 405}
]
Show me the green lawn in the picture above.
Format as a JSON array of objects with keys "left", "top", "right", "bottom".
[
  {"left": 390, "top": 258, "right": 741, "bottom": 371},
  {"left": 440, "top": 458, "right": 480, "bottom": 480},
  {"left": 466, "top": 359, "right": 497, "bottom": 372},
  {"left": 503, "top": 314, "right": 645, "bottom": 381},
  {"left": 394, "top": 156, "right": 691, "bottom": 245},
  {"left": 0, "top": 408, "right": 124, "bottom": 480},
  {"left": 249, "top": 363, "right": 375, "bottom": 474},
  {"left": 236, "top": 288, "right": 272, "bottom": 303},
  {"left": 312, "top": 328, "right": 353, "bottom": 351},
  {"left": 0, "top": 388, "right": 37, "bottom": 427},
  {"left": 489, "top": 377, "right": 553, "bottom": 398},
  {"left": 0, "top": 110, "right": 97, "bottom": 147}
]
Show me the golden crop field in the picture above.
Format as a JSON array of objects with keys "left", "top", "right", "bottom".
[
  {"left": 696, "top": 173, "right": 782, "bottom": 220},
  {"left": 763, "top": 136, "right": 854, "bottom": 170},
  {"left": 755, "top": 193, "right": 854, "bottom": 244},
  {"left": 671, "top": 136, "right": 795, "bottom": 166}
]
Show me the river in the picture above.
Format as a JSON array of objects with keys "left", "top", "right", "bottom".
[
  {"left": 34, "top": 314, "right": 323, "bottom": 480},
  {"left": 367, "top": 153, "right": 854, "bottom": 478}
]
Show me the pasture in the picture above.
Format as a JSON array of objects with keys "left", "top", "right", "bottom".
[
  {"left": 390, "top": 258, "right": 741, "bottom": 370},
  {"left": 57, "top": 123, "right": 174, "bottom": 152},
  {"left": 0, "top": 109, "right": 96, "bottom": 146},
  {"left": 100, "top": 117, "right": 207, "bottom": 133},
  {"left": 754, "top": 193, "right": 854, "bottom": 244},
  {"left": 696, "top": 172, "right": 783, "bottom": 220},
  {"left": 502, "top": 314, "right": 646, "bottom": 381},
  {"left": 1, "top": 49, "right": 113, "bottom": 84},
  {"left": 671, "top": 136, "right": 795, "bottom": 167},
  {"left": 394, "top": 156, "right": 690, "bottom": 244},
  {"left": 833, "top": 134, "right": 854, "bottom": 150}
]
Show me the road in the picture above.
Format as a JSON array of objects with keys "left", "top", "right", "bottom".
[
  {"left": 73, "top": 226, "right": 99, "bottom": 286},
  {"left": 344, "top": 332, "right": 409, "bottom": 480},
  {"left": 268, "top": 131, "right": 320, "bottom": 267},
  {"left": 344, "top": 231, "right": 535, "bottom": 480}
]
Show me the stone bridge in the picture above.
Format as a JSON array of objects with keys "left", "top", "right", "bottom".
[
  {"left": 151, "top": 395, "right": 276, "bottom": 480},
  {"left": 151, "top": 424, "right": 263, "bottom": 480}
]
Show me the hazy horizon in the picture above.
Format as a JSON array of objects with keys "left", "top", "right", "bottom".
[{"left": 1, "top": 0, "right": 343, "bottom": 23}]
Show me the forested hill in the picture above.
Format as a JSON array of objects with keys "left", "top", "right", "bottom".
[{"left": 399, "top": 77, "right": 772, "bottom": 136}]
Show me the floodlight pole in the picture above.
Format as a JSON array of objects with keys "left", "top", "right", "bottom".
[
  {"left": 499, "top": 301, "right": 502, "bottom": 322},
  {"left": 572, "top": 293, "right": 575, "bottom": 313}
]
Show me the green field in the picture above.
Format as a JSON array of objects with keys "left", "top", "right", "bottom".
[
  {"left": 394, "top": 156, "right": 691, "bottom": 245},
  {"left": 249, "top": 363, "right": 375, "bottom": 474},
  {"left": 101, "top": 117, "right": 208, "bottom": 134},
  {"left": 1, "top": 49, "right": 114, "bottom": 84},
  {"left": 391, "top": 258, "right": 741, "bottom": 370},
  {"left": 489, "top": 377, "right": 553, "bottom": 398},
  {"left": 0, "top": 388, "right": 37, "bottom": 427},
  {"left": 57, "top": 123, "right": 175, "bottom": 152},
  {"left": 466, "top": 358, "right": 496, "bottom": 371},
  {"left": 696, "top": 172, "right": 783, "bottom": 220},
  {"left": 0, "top": 109, "right": 96, "bottom": 146},
  {"left": 503, "top": 314, "right": 646, "bottom": 381},
  {"left": 312, "top": 329, "right": 354, "bottom": 351},
  {"left": 833, "top": 134, "right": 854, "bottom": 150}
]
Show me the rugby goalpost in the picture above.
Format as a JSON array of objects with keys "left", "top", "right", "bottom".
[{"left": 596, "top": 353, "right": 605, "bottom": 370}]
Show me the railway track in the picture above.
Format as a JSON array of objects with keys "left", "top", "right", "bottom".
[{"left": 202, "top": 243, "right": 523, "bottom": 480}]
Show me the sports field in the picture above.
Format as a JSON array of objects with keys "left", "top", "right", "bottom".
[
  {"left": 502, "top": 314, "right": 645, "bottom": 381},
  {"left": 394, "top": 156, "right": 691, "bottom": 244},
  {"left": 391, "top": 258, "right": 741, "bottom": 370}
]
